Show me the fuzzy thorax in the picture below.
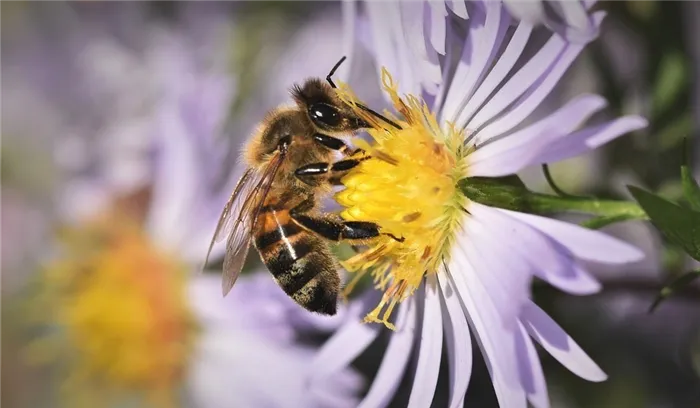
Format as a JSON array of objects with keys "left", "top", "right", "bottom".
[
  {"left": 28, "top": 215, "right": 195, "bottom": 407},
  {"left": 335, "top": 69, "right": 468, "bottom": 329}
]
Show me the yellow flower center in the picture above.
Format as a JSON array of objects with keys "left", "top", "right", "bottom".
[
  {"left": 27, "top": 214, "right": 195, "bottom": 407},
  {"left": 335, "top": 69, "right": 469, "bottom": 329}
]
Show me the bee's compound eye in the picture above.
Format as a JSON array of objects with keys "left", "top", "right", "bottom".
[{"left": 309, "top": 103, "right": 341, "bottom": 127}]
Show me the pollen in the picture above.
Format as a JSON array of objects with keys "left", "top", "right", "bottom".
[
  {"left": 335, "top": 69, "right": 468, "bottom": 329},
  {"left": 26, "top": 214, "right": 195, "bottom": 407}
]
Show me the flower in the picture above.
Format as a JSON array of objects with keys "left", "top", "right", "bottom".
[
  {"left": 7, "top": 4, "right": 363, "bottom": 407},
  {"left": 503, "top": 0, "right": 599, "bottom": 42},
  {"left": 311, "top": 2, "right": 647, "bottom": 407}
]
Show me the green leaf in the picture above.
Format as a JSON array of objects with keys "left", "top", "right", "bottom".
[
  {"left": 652, "top": 52, "right": 687, "bottom": 118},
  {"left": 681, "top": 138, "right": 700, "bottom": 211},
  {"left": 682, "top": 165, "right": 700, "bottom": 211},
  {"left": 648, "top": 270, "right": 700, "bottom": 312},
  {"left": 628, "top": 185, "right": 700, "bottom": 261}
]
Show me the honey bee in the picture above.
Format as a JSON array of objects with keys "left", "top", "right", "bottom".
[{"left": 204, "top": 57, "right": 402, "bottom": 315}]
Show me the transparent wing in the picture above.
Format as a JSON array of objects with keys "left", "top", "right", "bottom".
[
  {"left": 221, "top": 153, "right": 286, "bottom": 296},
  {"left": 202, "top": 167, "right": 255, "bottom": 270}
]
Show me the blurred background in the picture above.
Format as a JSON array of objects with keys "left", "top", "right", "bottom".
[{"left": 1, "top": 1, "right": 699, "bottom": 408}]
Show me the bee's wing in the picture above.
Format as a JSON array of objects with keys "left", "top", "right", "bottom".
[
  {"left": 221, "top": 152, "right": 286, "bottom": 296},
  {"left": 202, "top": 167, "right": 256, "bottom": 270}
]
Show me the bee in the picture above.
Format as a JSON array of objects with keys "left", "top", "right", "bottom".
[{"left": 204, "top": 57, "right": 402, "bottom": 315}]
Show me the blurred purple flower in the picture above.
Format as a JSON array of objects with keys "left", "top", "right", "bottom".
[
  {"left": 310, "top": 2, "right": 648, "bottom": 408},
  {"left": 4, "top": 4, "right": 363, "bottom": 407}
]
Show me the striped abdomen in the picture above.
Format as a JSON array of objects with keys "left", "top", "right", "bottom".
[{"left": 253, "top": 200, "right": 339, "bottom": 315}]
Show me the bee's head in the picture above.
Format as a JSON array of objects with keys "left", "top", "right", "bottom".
[{"left": 291, "top": 79, "right": 368, "bottom": 135}]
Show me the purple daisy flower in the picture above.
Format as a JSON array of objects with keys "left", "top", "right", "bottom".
[{"left": 310, "top": 1, "right": 647, "bottom": 407}]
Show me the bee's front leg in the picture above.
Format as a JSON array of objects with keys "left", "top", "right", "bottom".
[{"left": 295, "top": 156, "right": 368, "bottom": 186}]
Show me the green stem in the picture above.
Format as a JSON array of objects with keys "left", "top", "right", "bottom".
[{"left": 459, "top": 176, "right": 648, "bottom": 226}]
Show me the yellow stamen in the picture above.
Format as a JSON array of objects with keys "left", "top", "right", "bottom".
[
  {"left": 26, "top": 213, "right": 195, "bottom": 407},
  {"left": 335, "top": 69, "right": 469, "bottom": 329}
]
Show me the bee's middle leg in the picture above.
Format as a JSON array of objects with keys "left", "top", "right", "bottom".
[{"left": 289, "top": 199, "right": 404, "bottom": 243}]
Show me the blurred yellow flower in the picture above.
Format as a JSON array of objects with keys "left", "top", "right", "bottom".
[{"left": 26, "top": 212, "right": 195, "bottom": 407}]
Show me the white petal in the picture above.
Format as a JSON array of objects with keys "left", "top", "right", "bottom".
[
  {"left": 447, "top": 222, "right": 527, "bottom": 408},
  {"left": 446, "top": 0, "right": 469, "bottom": 19},
  {"left": 428, "top": 0, "right": 448, "bottom": 54},
  {"left": 310, "top": 304, "right": 382, "bottom": 382},
  {"left": 441, "top": 3, "right": 509, "bottom": 126},
  {"left": 408, "top": 275, "right": 443, "bottom": 408},
  {"left": 438, "top": 270, "right": 473, "bottom": 408},
  {"left": 543, "top": 263, "right": 601, "bottom": 295},
  {"left": 466, "top": 29, "right": 568, "bottom": 133},
  {"left": 454, "top": 21, "right": 533, "bottom": 130},
  {"left": 502, "top": 210, "right": 645, "bottom": 264},
  {"left": 515, "top": 322, "right": 550, "bottom": 408},
  {"left": 521, "top": 301, "right": 607, "bottom": 382},
  {"left": 359, "top": 298, "right": 418, "bottom": 408},
  {"left": 476, "top": 207, "right": 602, "bottom": 295},
  {"left": 341, "top": 0, "right": 357, "bottom": 83},
  {"left": 467, "top": 94, "right": 607, "bottom": 177},
  {"left": 365, "top": 1, "right": 420, "bottom": 96},
  {"left": 472, "top": 11, "right": 606, "bottom": 142},
  {"left": 146, "top": 104, "right": 198, "bottom": 251},
  {"left": 188, "top": 328, "right": 362, "bottom": 408},
  {"left": 463, "top": 203, "right": 534, "bottom": 324},
  {"left": 503, "top": 0, "right": 546, "bottom": 24},
  {"left": 401, "top": 0, "right": 442, "bottom": 89},
  {"left": 537, "top": 115, "right": 649, "bottom": 164}
]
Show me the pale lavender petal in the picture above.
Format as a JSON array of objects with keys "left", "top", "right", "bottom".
[
  {"left": 471, "top": 205, "right": 602, "bottom": 295},
  {"left": 465, "top": 16, "right": 590, "bottom": 142},
  {"left": 537, "top": 115, "right": 649, "bottom": 164},
  {"left": 549, "top": 1, "right": 599, "bottom": 43},
  {"left": 446, "top": 0, "right": 469, "bottom": 19},
  {"left": 541, "top": 263, "right": 601, "bottom": 295},
  {"left": 521, "top": 302, "right": 607, "bottom": 382},
  {"left": 503, "top": 0, "right": 546, "bottom": 25},
  {"left": 453, "top": 21, "right": 533, "bottom": 130},
  {"left": 447, "top": 221, "right": 527, "bottom": 407},
  {"left": 467, "top": 94, "right": 607, "bottom": 177},
  {"left": 471, "top": 11, "right": 605, "bottom": 142},
  {"left": 462, "top": 203, "right": 534, "bottom": 328},
  {"left": 504, "top": 0, "right": 597, "bottom": 43},
  {"left": 358, "top": 298, "right": 418, "bottom": 408},
  {"left": 472, "top": 42, "right": 583, "bottom": 143},
  {"left": 341, "top": 0, "right": 357, "bottom": 83},
  {"left": 437, "top": 270, "right": 472, "bottom": 408},
  {"left": 309, "top": 298, "right": 382, "bottom": 381},
  {"left": 515, "top": 322, "right": 550, "bottom": 408},
  {"left": 502, "top": 210, "right": 645, "bottom": 264},
  {"left": 466, "top": 27, "right": 568, "bottom": 132},
  {"left": 441, "top": 3, "right": 510, "bottom": 126},
  {"left": 146, "top": 103, "right": 198, "bottom": 250},
  {"left": 365, "top": 1, "right": 420, "bottom": 96},
  {"left": 407, "top": 275, "right": 443, "bottom": 408},
  {"left": 401, "top": 1, "right": 442, "bottom": 91},
  {"left": 428, "top": 1, "right": 448, "bottom": 54}
]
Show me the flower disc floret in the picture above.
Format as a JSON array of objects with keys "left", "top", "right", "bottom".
[{"left": 335, "top": 70, "right": 468, "bottom": 329}]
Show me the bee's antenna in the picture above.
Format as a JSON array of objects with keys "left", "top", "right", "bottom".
[
  {"left": 326, "top": 56, "right": 347, "bottom": 89},
  {"left": 327, "top": 56, "right": 402, "bottom": 130}
]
